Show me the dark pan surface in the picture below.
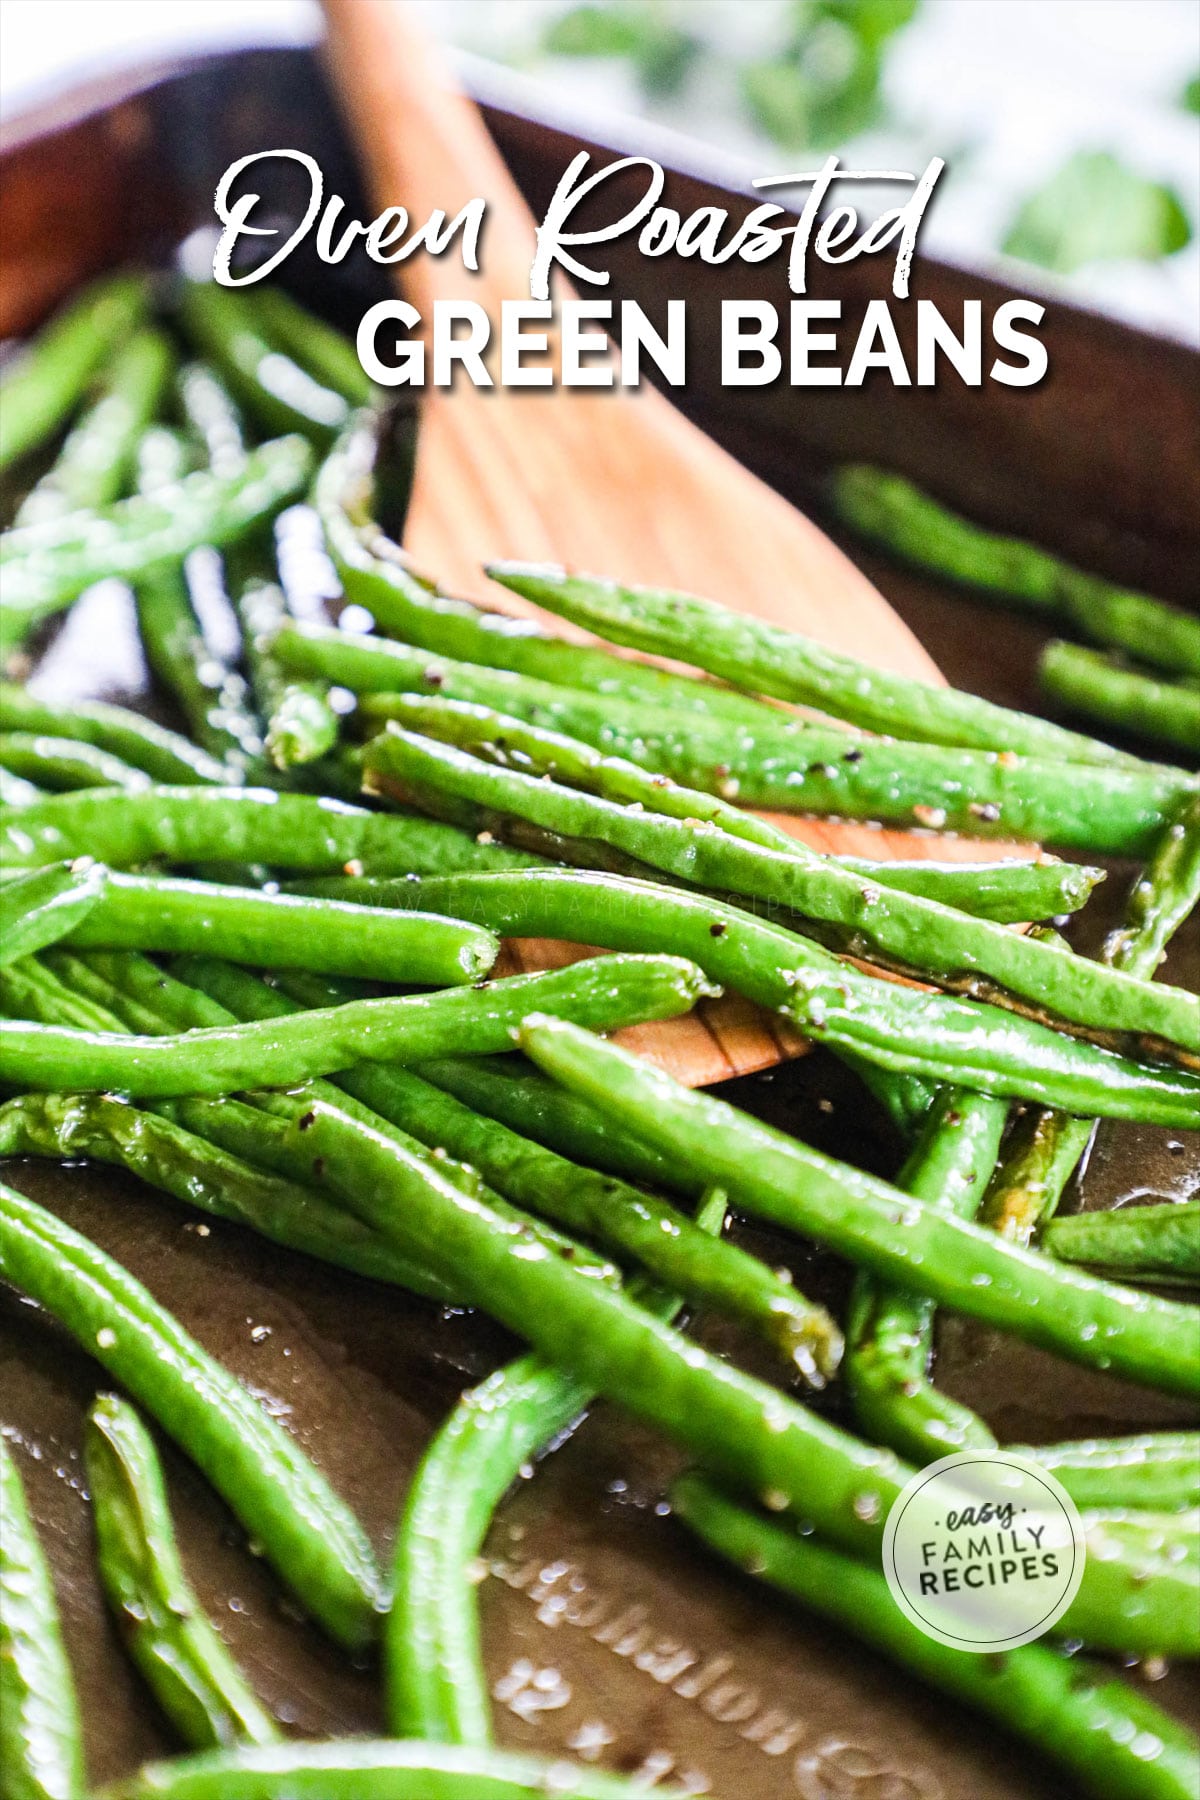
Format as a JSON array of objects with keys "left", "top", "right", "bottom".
[{"left": 1, "top": 45, "right": 1196, "bottom": 1798}]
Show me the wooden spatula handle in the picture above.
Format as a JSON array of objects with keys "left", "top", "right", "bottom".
[{"left": 321, "top": 0, "right": 542, "bottom": 314}]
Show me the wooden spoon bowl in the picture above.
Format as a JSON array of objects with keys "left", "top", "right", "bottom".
[{"left": 321, "top": 0, "right": 1018, "bottom": 1084}]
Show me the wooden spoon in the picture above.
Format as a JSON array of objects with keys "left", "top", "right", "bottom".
[{"left": 321, "top": 0, "right": 1013, "bottom": 1086}]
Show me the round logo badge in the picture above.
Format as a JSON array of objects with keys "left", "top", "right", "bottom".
[{"left": 882, "top": 1451, "right": 1086, "bottom": 1652}]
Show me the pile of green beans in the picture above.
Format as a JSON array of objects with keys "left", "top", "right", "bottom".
[
  {"left": 487, "top": 561, "right": 1149, "bottom": 767},
  {"left": 362, "top": 725, "right": 1200, "bottom": 1059},
  {"left": 3, "top": 270, "right": 1198, "bottom": 1800},
  {"left": 0, "top": 1179, "right": 385, "bottom": 1651},
  {"left": 277, "top": 618, "right": 1196, "bottom": 855}
]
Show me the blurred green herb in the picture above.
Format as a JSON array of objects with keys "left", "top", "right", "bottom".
[
  {"left": 541, "top": 0, "right": 918, "bottom": 142},
  {"left": 542, "top": 3, "right": 700, "bottom": 97},
  {"left": 1003, "top": 150, "right": 1192, "bottom": 275},
  {"left": 1182, "top": 72, "right": 1200, "bottom": 115},
  {"left": 741, "top": 0, "right": 918, "bottom": 149}
]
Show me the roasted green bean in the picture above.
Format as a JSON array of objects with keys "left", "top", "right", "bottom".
[
  {"left": 0, "top": 1180, "right": 384, "bottom": 1649},
  {"left": 1010, "top": 1434, "right": 1200, "bottom": 1512},
  {"left": 0, "top": 732, "right": 151, "bottom": 791},
  {"left": 517, "top": 1015, "right": 1200, "bottom": 1400},
  {"left": 387, "top": 1187, "right": 728, "bottom": 1744},
  {"left": 0, "top": 1089, "right": 454, "bottom": 1302},
  {"left": 0, "top": 684, "right": 229, "bottom": 785},
  {"left": 368, "top": 690, "right": 1105, "bottom": 920},
  {"left": 85, "top": 1394, "right": 279, "bottom": 1749},
  {"left": 0, "top": 273, "right": 148, "bottom": 474},
  {"left": 2, "top": 436, "right": 314, "bottom": 631},
  {"left": 364, "top": 726, "right": 1200, "bottom": 1057},
  {"left": 177, "top": 282, "right": 350, "bottom": 446},
  {"left": 846, "top": 1088, "right": 1008, "bottom": 1463},
  {"left": 134, "top": 568, "right": 263, "bottom": 772},
  {"left": 14, "top": 329, "right": 173, "bottom": 527},
  {"left": 0, "top": 954, "right": 713, "bottom": 1096},
  {"left": 96, "top": 1739, "right": 650, "bottom": 1799},
  {"left": 249, "top": 289, "right": 376, "bottom": 408},
  {"left": 0, "top": 782, "right": 541, "bottom": 876},
  {"left": 0, "top": 859, "right": 106, "bottom": 966},
  {"left": 982, "top": 792, "right": 1200, "bottom": 1242},
  {"left": 0, "top": 1437, "right": 85, "bottom": 1800},
  {"left": 63, "top": 872, "right": 499, "bottom": 984},
  {"left": 316, "top": 413, "right": 781, "bottom": 725},
  {"left": 1040, "top": 642, "right": 1200, "bottom": 755},
  {"left": 1042, "top": 1202, "right": 1200, "bottom": 1282}
]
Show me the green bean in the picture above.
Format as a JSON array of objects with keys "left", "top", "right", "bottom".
[
  {"left": 177, "top": 282, "right": 349, "bottom": 445},
  {"left": 235, "top": 576, "right": 339, "bottom": 769},
  {"left": 0, "top": 860, "right": 105, "bottom": 966},
  {"left": 1, "top": 769, "right": 43, "bottom": 807},
  {"left": 283, "top": 868, "right": 1200, "bottom": 1125},
  {"left": 316, "top": 414, "right": 782, "bottom": 725},
  {"left": 1, "top": 436, "right": 314, "bottom": 631},
  {"left": 18, "top": 944, "right": 487, "bottom": 1287},
  {"left": 365, "top": 727, "right": 1200, "bottom": 1058},
  {"left": 0, "top": 954, "right": 119, "bottom": 1032},
  {"left": 232, "top": 1090, "right": 1200, "bottom": 1653},
  {"left": 840, "top": 1053, "right": 935, "bottom": 1137},
  {"left": 62, "top": 871, "right": 498, "bottom": 984},
  {"left": 371, "top": 691, "right": 1105, "bottom": 920},
  {"left": 0, "top": 782, "right": 542, "bottom": 876},
  {"left": 982, "top": 792, "right": 1200, "bottom": 1242},
  {"left": 845, "top": 1088, "right": 1008, "bottom": 1463},
  {"left": 0, "top": 1089, "right": 454, "bottom": 1302},
  {"left": 250, "top": 289, "right": 376, "bottom": 407},
  {"left": 831, "top": 464, "right": 1200, "bottom": 681},
  {"left": 258, "top": 966, "right": 839, "bottom": 1382},
  {"left": 0, "top": 684, "right": 229, "bottom": 785},
  {"left": 1108, "top": 792, "right": 1200, "bottom": 976},
  {"left": 673, "top": 1474, "right": 1200, "bottom": 1800},
  {"left": 1040, "top": 642, "right": 1200, "bottom": 755},
  {"left": 0, "top": 1437, "right": 85, "bottom": 1800},
  {"left": 0, "top": 273, "right": 148, "bottom": 473},
  {"left": 387, "top": 1185, "right": 729, "bottom": 1744},
  {"left": 0, "top": 731, "right": 151, "bottom": 791},
  {"left": 0, "top": 953, "right": 713, "bottom": 1097},
  {"left": 355, "top": 684, "right": 1192, "bottom": 863},
  {"left": 0, "top": 1180, "right": 384, "bottom": 1648},
  {"left": 175, "top": 363, "right": 247, "bottom": 482},
  {"left": 1042, "top": 1202, "right": 1200, "bottom": 1282},
  {"left": 488, "top": 561, "right": 1148, "bottom": 766},
  {"left": 14, "top": 329, "right": 173, "bottom": 527},
  {"left": 518, "top": 1015, "right": 1200, "bottom": 1401},
  {"left": 84, "top": 1394, "right": 279, "bottom": 1749},
  {"left": 134, "top": 426, "right": 194, "bottom": 495},
  {"left": 416, "top": 1052, "right": 693, "bottom": 1195},
  {"left": 151, "top": 954, "right": 615, "bottom": 1285},
  {"left": 134, "top": 568, "right": 263, "bottom": 771},
  {"left": 1010, "top": 1435, "right": 1200, "bottom": 1512},
  {"left": 96, "top": 1739, "right": 650, "bottom": 1799}
]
